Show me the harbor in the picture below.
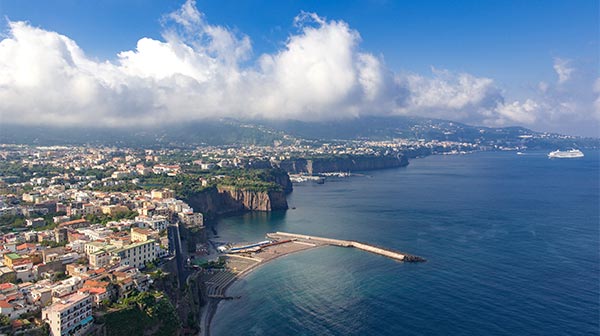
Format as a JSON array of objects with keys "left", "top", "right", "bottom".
[{"left": 200, "top": 231, "right": 424, "bottom": 335}]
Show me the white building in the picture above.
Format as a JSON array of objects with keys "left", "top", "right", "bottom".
[
  {"left": 88, "top": 249, "right": 117, "bottom": 269},
  {"left": 178, "top": 211, "right": 204, "bottom": 228},
  {"left": 135, "top": 215, "right": 168, "bottom": 231},
  {"left": 42, "top": 292, "right": 93, "bottom": 336},
  {"left": 78, "top": 226, "right": 111, "bottom": 241},
  {"left": 84, "top": 241, "right": 110, "bottom": 256},
  {"left": 113, "top": 240, "right": 156, "bottom": 269}
]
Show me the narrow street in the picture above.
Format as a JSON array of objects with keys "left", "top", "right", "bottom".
[{"left": 167, "top": 223, "right": 188, "bottom": 288}]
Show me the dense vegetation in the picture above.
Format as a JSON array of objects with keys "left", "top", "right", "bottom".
[
  {"left": 103, "top": 291, "right": 181, "bottom": 336},
  {"left": 0, "top": 212, "right": 68, "bottom": 233},
  {"left": 137, "top": 167, "right": 284, "bottom": 198},
  {"left": 83, "top": 211, "right": 138, "bottom": 225},
  {"left": 0, "top": 162, "right": 65, "bottom": 182}
]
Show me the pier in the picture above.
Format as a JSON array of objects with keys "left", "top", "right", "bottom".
[
  {"left": 266, "top": 232, "right": 425, "bottom": 262},
  {"left": 200, "top": 232, "right": 424, "bottom": 336},
  {"left": 205, "top": 232, "right": 423, "bottom": 298}
]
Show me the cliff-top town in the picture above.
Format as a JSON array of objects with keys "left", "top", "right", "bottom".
[
  {"left": 0, "top": 138, "right": 484, "bottom": 335},
  {"left": 0, "top": 130, "right": 595, "bottom": 335}
]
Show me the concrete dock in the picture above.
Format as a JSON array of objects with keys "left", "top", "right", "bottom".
[{"left": 266, "top": 232, "right": 425, "bottom": 262}]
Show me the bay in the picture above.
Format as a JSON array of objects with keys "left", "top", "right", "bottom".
[{"left": 211, "top": 151, "right": 599, "bottom": 336}]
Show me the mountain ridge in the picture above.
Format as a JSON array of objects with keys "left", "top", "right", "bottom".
[{"left": 0, "top": 115, "right": 597, "bottom": 148}]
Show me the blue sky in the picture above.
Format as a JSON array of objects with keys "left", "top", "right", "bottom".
[{"left": 0, "top": 0, "right": 598, "bottom": 135}]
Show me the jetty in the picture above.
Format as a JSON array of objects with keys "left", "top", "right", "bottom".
[
  {"left": 205, "top": 232, "right": 423, "bottom": 298},
  {"left": 266, "top": 232, "right": 425, "bottom": 262},
  {"left": 200, "top": 232, "right": 424, "bottom": 336}
]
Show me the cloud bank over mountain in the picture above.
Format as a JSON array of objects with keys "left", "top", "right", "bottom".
[{"left": 0, "top": 0, "right": 597, "bottom": 135}]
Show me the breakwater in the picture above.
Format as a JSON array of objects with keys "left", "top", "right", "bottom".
[{"left": 266, "top": 232, "right": 425, "bottom": 262}]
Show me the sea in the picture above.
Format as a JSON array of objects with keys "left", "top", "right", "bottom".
[{"left": 211, "top": 151, "right": 599, "bottom": 336}]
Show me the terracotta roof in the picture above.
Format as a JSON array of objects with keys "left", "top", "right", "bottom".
[
  {"left": 83, "top": 280, "right": 109, "bottom": 288},
  {"left": 86, "top": 287, "right": 106, "bottom": 295},
  {"left": 60, "top": 219, "right": 89, "bottom": 227},
  {"left": 16, "top": 243, "right": 35, "bottom": 250},
  {"left": 121, "top": 277, "right": 133, "bottom": 284},
  {"left": 0, "top": 300, "right": 12, "bottom": 308},
  {"left": 0, "top": 283, "right": 14, "bottom": 290}
]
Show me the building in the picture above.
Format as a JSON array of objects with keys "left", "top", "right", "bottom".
[
  {"left": 101, "top": 205, "right": 129, "bottom": 216},
  {"left": 135, "top": 215, "right": 168, "bottom": 231},
  {"left": 178, "top": 211, "right": 204, "bottom": 228},
  {"left": 150, "top": 189, "right": 175, "bottom": 200},
  {"left": 4, "top": 253, "right": 26, "bottom": 269},
  {"left": 42, "top": 292, "right": 93, "bottom": 336},
  {"left": 113, "top": 240, "right": 156, "bottom": 269},
  {"left": 110, "top": 171, "right": 129, "bottom": 179},
  {"left": 26, "top": 218, "right": 45, "bottom": 228},
  {"left": 88, "top": 249, "right": 116, "bottom": 269},
  {"left": 54, "top": 227, "right": 68, "bottom": 244},
  {"left": 59, "top": 219, "right": 90, "bottom": 230},
  {"left": 84, "top": 241, "right": 110, "bottom": 256},
  {"left": 80, "top": 280, "right": 110, "bottom": 307},
  {"left": 22, "top": 193, "right": 41, "bottom": 203},
  {"left": 130, "top": 228, "right": 158, "bottom": 243},
  {"left": 30, "top": 287, "right": 53, "bottom": 307}
]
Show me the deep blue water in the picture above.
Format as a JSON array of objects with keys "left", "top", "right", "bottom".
[{"left": 211, "top": 151, "right": 599, "bottom": 336}]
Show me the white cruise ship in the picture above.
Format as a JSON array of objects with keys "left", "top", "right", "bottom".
[{"left": 548, "top": 149, "right": 584, "bottom": 159}]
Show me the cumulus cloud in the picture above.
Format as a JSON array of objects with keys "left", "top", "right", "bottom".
[
  {"left": 0, "top": 0, "right": 596, "bottom": 135},
  {"left": 531, "top": 58, "right": 599, "bottom": 136},
  {"left": 396, "top": 69, "right": 503, "bottom": 123},
  {"left": 553, "top": 57, "right": 574, "bottom": 84},
  {"left": 494, "top": 99, "right": 540, "bottom": 125}
]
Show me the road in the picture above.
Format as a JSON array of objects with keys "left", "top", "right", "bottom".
[{"left": 168, "top": 223, "right": 188, "bottom": 288}]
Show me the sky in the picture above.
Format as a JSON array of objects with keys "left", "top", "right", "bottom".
[{"left": 0, "top": 0, "right": 598, "bottom": 136}]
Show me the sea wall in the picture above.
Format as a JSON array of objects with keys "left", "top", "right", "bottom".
[{"left": 278, "top": 154, "right": 408, "bottom": 174}]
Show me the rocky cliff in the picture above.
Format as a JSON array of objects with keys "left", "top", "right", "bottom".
[
  {"left": 185, "top": 186, "right": 288, "bottom": 218},
  {"left": 279, "top": 154, "right": 408, "bottom": 174},
  {"left": 261, "top": 168, "right": 293, "bottom": 193},
  {"left": 218, "top": 186, "right": 288, "bottom": 212}
]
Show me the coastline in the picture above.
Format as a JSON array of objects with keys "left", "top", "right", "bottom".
[
  {"left": 201, "top": 231, "right": 424, "bottom": 335},
  {"left": 200, "top": 243, "right": 322, "bottom": 336}
]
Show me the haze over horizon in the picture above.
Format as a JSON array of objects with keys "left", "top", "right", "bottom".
[{"left": 0, "top": 0, "right": 598, "bottom": 137}]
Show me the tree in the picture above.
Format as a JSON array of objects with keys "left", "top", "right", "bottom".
[{"left": 0, "top": 314, "right": 10, "bottom": 326}]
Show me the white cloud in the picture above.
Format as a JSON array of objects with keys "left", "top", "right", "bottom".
[
  {"left": 397, "top": 69, "right": 502, "bottom": 122},
  {"left": 553, "top": 57, "right": 574, "bottom": 84},
  {"left": 593, "top": 78, "right": 600, "bottom": 120},
  {"left": 494, "top": 99, "right": 539, "bottom": 125},
  {"left": 0, "top": 0, "right": 596, "bottom": 135}
]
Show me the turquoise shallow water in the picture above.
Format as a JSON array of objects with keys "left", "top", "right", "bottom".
[{"left": 211, "top": 151, "right": 599, "bottom": 336}]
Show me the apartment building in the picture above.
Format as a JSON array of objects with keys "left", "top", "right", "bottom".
[
  {"left": 113, "top": 240, "right": 156, "bottom": 269},
  {"left": 42, "top": 292, "right": 93, "bottom": 336}
]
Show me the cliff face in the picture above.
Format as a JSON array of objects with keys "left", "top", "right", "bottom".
[
  {"left": 185, "top": 186, "right": 288, "bottom": 218},
  {"left": 218, "top": 186, "right": 288, "bottom": 212},
  {"left": 265, "top": 170, "right": 293, "bottom": 193},
  {"left": 279, "top": 154, "right": 408, "bottom": 174}
]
